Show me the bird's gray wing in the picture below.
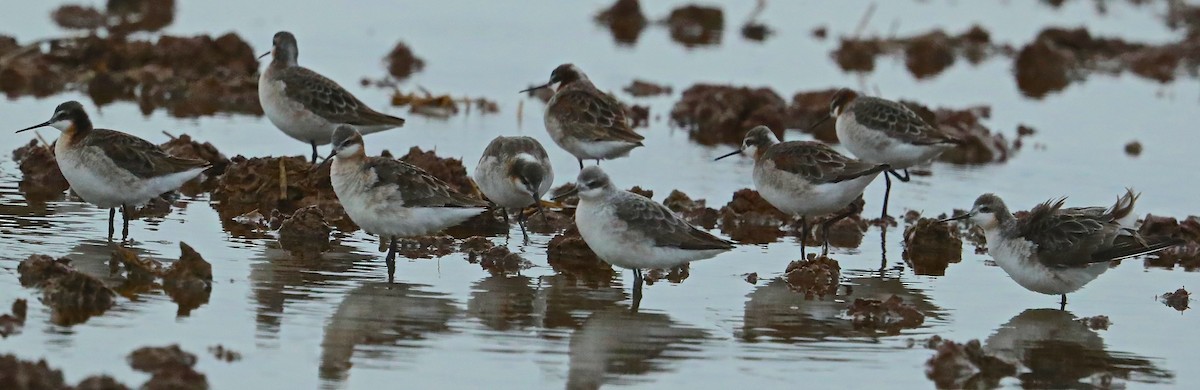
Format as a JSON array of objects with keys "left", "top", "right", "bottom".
[
  {"left": 850, "top": 97, "right": 960, "bottom": 146},
  {"left": 613, "top": 193, "right": 733, "bottom": 250},
  {"left": 365, "top": 157, "right": 487, "bottom": 208},
  {"left": 1017, "top": 198, "right": 1113, "bottom": 267},
  {"left": 764, "top": 141, "right": 889, "bottom": 184},
  {"left": 279, "top": 67, "right": 405, "bottom": 127},
  {"left": 549, "top": 89, "right": 645, "bottom": 144}
]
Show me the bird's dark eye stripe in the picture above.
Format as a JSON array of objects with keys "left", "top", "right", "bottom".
[{"left": 979, "top": 206, "right": 991, "bottom": 213}]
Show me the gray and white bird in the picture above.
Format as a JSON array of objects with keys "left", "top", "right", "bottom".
[
  {"left": 473, "top": 136, "right": 554, "bottom": 241},
  {"left": 17, "top": 101, "right": 209, "bottom": 241},
  {"left": 813, "top": 88, "right": 961, "bottom": 220},
  {"left": 259, "top": 31, "right": 406, "bottom": 163},
  {"left": 521, "top": 64, "right": 644, "bottom": 169},
  {"left": 559, "top": 166, "right": 733, "bottom": 306},
  {"left": 941, "top": 189, "right": 1182, "bottom": 307},
  {"left": 716, "top": 126, "right": 888, "bottom": 257},
  {"left": 320, "top": 126, "right": 488, "bottom": 282}
]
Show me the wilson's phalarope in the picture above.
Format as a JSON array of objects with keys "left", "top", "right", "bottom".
[
  {"left": 556, "top": 166, "right": 733, "bottom": 306},
  {"left": 716, "top": 126, "right": 888, "bottom": 257},
  {"left": 259, "top": 31, "right": 406, "bottom": 163},
  {"left": 319, "top": 126, "right": 488, "bottom": 282},
  {"left": 521, "top": 64, "right": 644, "bottom": 169},
  {"left": 17, "top": 101, "right": 209, "bottom": 240},
  {"left": 473, "top": 136, "right": 554, "bottom": 241},
  {"left": 941, "top": 189, "right": 1182, "bottom": 307},
  {"left": 812, "top": 89, "right": 961, "bottom": 220}
]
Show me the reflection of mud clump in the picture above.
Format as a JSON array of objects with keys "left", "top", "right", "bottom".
[
  {"left": 11, "top": 140, "right": 69, "bottom": 198},
  {"left": 788, "top": 88, "right": 841, "bottom": 143},
  {"left": 0, "top": 299, "right": 27, "bottom": 338},
  {"left": 51, "top": 5, "right": 105, "bottom": 31},
  {"left": 623, "top": 79, "right": 672, "bottom": 97},
  {"left": 595, "top": 0, "right": 648, "bottom": 45},
  {"left": 718, "top": 189, "right": 788, "bottom": 244},
  {"left": 1139, "top": 215, "right": 1200, "bottom": 271},
  {"left": 386, "top": 41, "right": 424, "bottom": 80},
  {"left": 903, "top": 218, "right": 964, "bottom": 276},
  {"left": 547, "top": 226, "right": 613, "bottom": 286},
  {"left": 1160, "top": 288, "right": 1190, "bottom": 312},
  {"left": 111, "top": 246, "right": 163, "bottom": 284},
  {"left": 18, "top": 255, "right": 115, "bottom": 325},
  {"left": 1078, "top": 315, "right": 1110, "bottom": 330},
  {"left": 644, "top": 264, "right": 689, "bottom": 285},
  {"left": 212, "top": 156, "right": 353, "bottom": 231},
  {"left": 0, "top": 354, "right": 69, "bottom": 389},
  {"left": 479, "top": 247, "right": 531, "bottom": 275},
  {"left": 847, "top": 295, "right": 926, "bottom": 334},
  {"left": 665, "top": 5, "right": 724, "bottom": 47},
  {"left": 128, "top": 344, "right": 208, "bottom": 389},
  {"left": 162, "top": 243, "right": 213, "bottom": 316},
  {"left": 663, "top": 190, "right": 719, "bottom": 229},
  {"left": 208, "top": 345, "right": 242, "bottom": 362},
  {"left": 400, "top": 147, "right": 476, "bottom": 196},
  {"left": 671, "top": 84, "right": 789, "bottom": 146},
  {"left": 396, "top": 236, "right": 457, "bottom": 259},
  {"left": 925, "top": 338, "right": 1017, "bottom": 389},
  {"left": 784, "top": 256, "right": 840, "bottom": 299},
  {"left": 277, "top": 206, "right": 332, "bottom": 258}
]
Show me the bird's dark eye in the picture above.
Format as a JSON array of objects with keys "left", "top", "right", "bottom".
[
  {"left": 585, "top": 180, "right": 600, "bottom": 188},
  {"left": 978, "top": 206, "right": 991, "bottom": 213}
]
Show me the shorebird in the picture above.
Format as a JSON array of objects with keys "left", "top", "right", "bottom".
[
  {"left": 716, "top": 126, "right": 889, "bottom": 257},
  {"left": 259, "top": 31, "right": 406, "bottom": 163},
  {"left": 16, "top": 101, "right": 209, "bottom": 240},
  {"left": 473, "top": 136, "right": 554, "bottom": 241},
  {"left": 941, "top": 189, "right": 1182, "bottom": 307},
  {"left": 812, "top": 88, "right": 961, "bottom": 220},
  {"left": 521, "top": 64, "right": 644, "bottom": 169},
  {"left": 556, "top": 166, "right": 733, "bottom": 307},
  {"left": 319, "top": 126, "right": 488, "bottom": 282}
]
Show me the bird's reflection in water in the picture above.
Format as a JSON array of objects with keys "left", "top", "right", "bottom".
[
  {"left": 985, "top": 309, "right": 1173, "bottom": 388},
  {"left": 467, "top": 274, "right": 537, "bottom": 331},
  {"left": 739, "top": 272, "right": 941, "bottom": 342},
  {"left": 249, "top": 239, "right": 373, "bottom": 337},
  {"left": 566, "top": 307, "right": 709, "bottom": 390},
  {"left": 318, "top": 281, "right": 460, "bottom": 384},
  {"left": 534, "top": 274, "right": 628, "bottom": 331}
]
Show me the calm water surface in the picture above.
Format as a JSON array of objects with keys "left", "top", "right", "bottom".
[{"left": 0, "top": 1, "right": 1197, "bottom": 388}]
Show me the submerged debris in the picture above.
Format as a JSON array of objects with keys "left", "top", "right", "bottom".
[
  {"left": 847, "top": 295, "right": 926, "bottom": 334},
  {"left": 18, "top": 254, "right": 115, "bottom": 326},
  {"left": 276, "top": 205, "right": 333, "bottom": 258},
  {"left": 1078, "top": 315, "right": 1111, "bottom": 330},
  {"left": 128, "top": 344, "right": 207, "bottom": 389},
  {"left": 11, "top": 139, "right": 69, "bottom": 198},
  {"left": 595, "top": 0, "right": 648, "bottom": 45},
  {"left": 664, "top": 5, "right": 724, "bottom": 47},
  {"left": 0, "top": 299, "right": 27, "bottom": 338},
  {"left": 208, "top": 345, "right": 242, "bottom": 363},
  {"left": 547, "top": 226, "right": 613, "bottom": 286},
  {"left": 623, "top": 79, "right": 672, "bottom": 97},
  {"left": 783, "top": 255, "right": 840, "bottom": 299},
  {"left": 663, "top": 189, "right": 719, "bottom": 229},
  {"left": 389, "top": 89, "right": 497, "bottom": 119},
  {"left": 1161, "top": 287, "right": 1190, "bottom": 312},
  {"left": 903, "top": 218, "right": 964, "bottom": 276},
  {"left": 643, "top": 264, "right": 689, "bottom": 285},
  {"left": 718, "top": 189, "right": 789, "bottom": 244},
  {"left": 1125, "top": 140, "right": 1143, "bottom": 157},
  {"left": 788, "top": 88, "right": 842, "bottom": 143},
  {"left": 385, "top": 41, "right": 424, "bottom": 80},
  {"left": 925, "top": 338, "right": 1017, "bottom": 389},
  {"left": 670, "top": 84, "right": 789, "bottom": 146}
]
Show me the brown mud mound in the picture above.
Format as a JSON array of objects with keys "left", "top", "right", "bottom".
[
  {"left": 399, "top": 147, "right": 476, "bottom": 196},
  {"left": 277, "top": 205, "right": 333, "bottom": 258},
  {"left": 128, "top": 344, "right": 207, "bottom": 389},
  {"left": 663, "top": 190, "right": 719, "bottom": 229},
  {"left": 718, "top": 189, "right": 789, "bottom": 244},
  {"left": 623, "top": 79, "right": 672, "bottom": 97},
  {"left": 385, "top": 41, "right": 424, "bottom": 80},
  {"left": 76, "top": 375, "right": 130, "bottom": 390},
  {"left": 925, "top": 338, "right": 1017, "bottom": 389},
  {"left": 0, "top": 299, "right": 27, "bottom": 338},
  {"left": 162, "top": 243, "right": 212, "bottom": 316},
  {"left": 212, "top": 156, "right": 355, "bottom": 232},
  {"left": 628, "top": 186, "right": 653, "bottom": 199},
  {"left": 479, "top": 247, "right": 532, "bottom": 275},
  {"left": 159, "top": 133, "right": 228, "bottom": 193},
  {"left": 664, "top": 5, "right": 724, "bottom": 47},
  {"left": 387, "top": 89, "right": 498, "bottom": 119},
  {"left": 670, "top": 84, "right": 790, "bottom": 146},
  {"left": 524, "top": 206, "right": 575, "bottom": 234},
  {"left": 846, "top": 295, "right": 926, "bottom": 334},
  {"left": 832, "top": 26, "right": 1005, "bottom": 78},
  {"left": 903, "top": 218, "right": 964, "bottom": 276},
  {"left": 1139, "top": 215, "right": 1200, "bottom": 271},
  {"left": 788, "top": 88, "right": 841, "bottom": 143},
  {"left": 11, "top": 139, "right": 69, "bottom": 198},
  {"left": 547, "top": 226, "right": 613, "bottom": 286},
  {"left": 595, "top": 0, "right": 648, "bottom": 45},
  {"left": 17, "top": 254, "right": 115, "bottom": 326},
  {"left": 1015, "top": 27, "right": 1200, "bottom": 98},
  {"left": 644, "top": 264, "right": 689, "bottom": 285},
  {"left": 1160, "top": 287, "right": 1190, "bottom": 311},
  {"left": 1079, "top": 315, "right": 1111, "bottom": 330},
  {"left": 0, "top": 354, "right": 69, "bottom": 390},
  {"left": 784, "top": 255, "right": 840, "bottom": 299}
]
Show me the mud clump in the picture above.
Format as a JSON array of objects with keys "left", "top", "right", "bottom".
[
  {"left": 524, "top": 206, "right": 575, "bottom": 234},
  {"left": 547, "top": 226, "right": 613, "bottom": 286},
  {"left": 1124, "top": 141, "right": 1143, "bottom": 157},
  {"left": 784, "top": 255, "right": 840, "bottom": 299},
  {"left": 387, "top": 89, "right": 497, "bottom": 119},
  {"left": 663, "top": 190, "right": 719, "bottom": 229},
  {"left": 0, "top": 354, "right": 69, "bottom": 390},
  {"left": 925, "top": 338, "right": 1017, "bottom": 389},
  {"left": 718, "top": 189, "right": 789, "bottom": 244},
  {"left": 159, "top": 133, "right": 228, "bottom": 193},
  {"left": 832, "top": 26, "right": 1002, "bottom": 78},
  {"left": 847, "top": 295, "right": 926, "bottom": 335},
  {"left": 1014, "top": 27, "right": 1200, "bottom": 98},
  {"left": 399, "top": 147, "right": 476, "bottom": 196},
  {"left": 623, "top": 79, "right": 672, "bottom": 97},
  {"left": 212, "top": 156, "right": 354, "bottom": 232},
  {"left": 478, "top": 246, "right": 532, "bottom": 275},
  {"left": 743, "top": 272, "right": 758, "bottom": 285},
  {"left": 643, "top": 264, "right": 689, "bottom": 285},
  {"left": 385, "top": 41, "right": 424, "bottom": 80},
  {"left": 665, "top": 5, "right": 724, "bottom": 47},
  {"left": 162, "top": 243, "right": 213, "bottom": 316},
  {"left": 76, "top": 375, "right": 130, "bottom": 390},
  {"left": 128, "top": 344, "right": 207, "bottom": 389},
  {"left": 627, "top": 105, "right": 650, "bottom": 128},
  {"left": 1160, "top": 287, "right": 1190, "bottom": 311},
  {"left": 628, "top": 186, "right": 653, "bottom": 199},
  {"left": 111, "top": 245, "right": 164, "bottom": 285},
  {"left": 0, "top": 299, "right": 27, "bottom": 338},
  {"left": 903, "top": 218, "right": 964, "bottom": 276},
  {"left": 208, "top": 345, "right": 242, "bottom": 363},
  {"left": 787, "top": 88, "right": 842, "bottom": 143},
  {"left": 52, "top": 6, "right": 105, "bottom": 31},
  {"left": 11, "top": 139, "right": 69, "bottom": 198},
  {"left": 18, "top": 254, "right": 115, "bottom": 326},
  {"left": 277, "top": 205, "right": 333, "bottom": 258},
  {"left": 595, "top": 0, "right": 648, "bottom": 45},
  {"left": 892, "top": 101, "right": 1012, "bottom": 165},
  {"left": 671, "top": 84, "right": 789, "bottom": 146},
  {"left": 1078, "top": 315, "right": 1110, "bottom": 330}
]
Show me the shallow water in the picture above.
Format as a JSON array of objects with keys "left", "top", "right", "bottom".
[{"left": 0, "top": 1, "right": 1198, "bottom": 388}]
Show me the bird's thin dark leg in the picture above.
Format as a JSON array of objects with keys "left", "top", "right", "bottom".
[
  {"left": 821, "top": 201, "right": 861, "bottom": 255},
  {"left": 882, "top": 172, "right": 893, "bottom": 221},
  {"left": 517, "top": 210, "right": 529, "bottom": 243},
  {"left": 800, "top": 217, "right": 809, "bottom": 260},
  {"left": 595, "top": 159, "right": 601, "bottom": 166},
  {"left": 121, "top": 205, "right": 130, "bottom": 241},
  {"left": 385, "top": 237, "right": 398, "bottom": 283},
  {"left": 107, "top": 208, "right": 116, "bottom": 242},
  {"left": 577, "top": 159, "right": 583, "bottom": 169},
  {"left": 310, "top": 142, "right": 319, "bottom": 164},
  {"left": 1060, "top": 294, "right": 1067, "bottom": 310},
  {"left": 879, "top": 228, "right": 888, "bottom": 273},
  {"left": 631, "top": 268, "right": 643, "bottom": 312},
  {"left": 889, "top": 169, "right": 912, "bottom": 182}
]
